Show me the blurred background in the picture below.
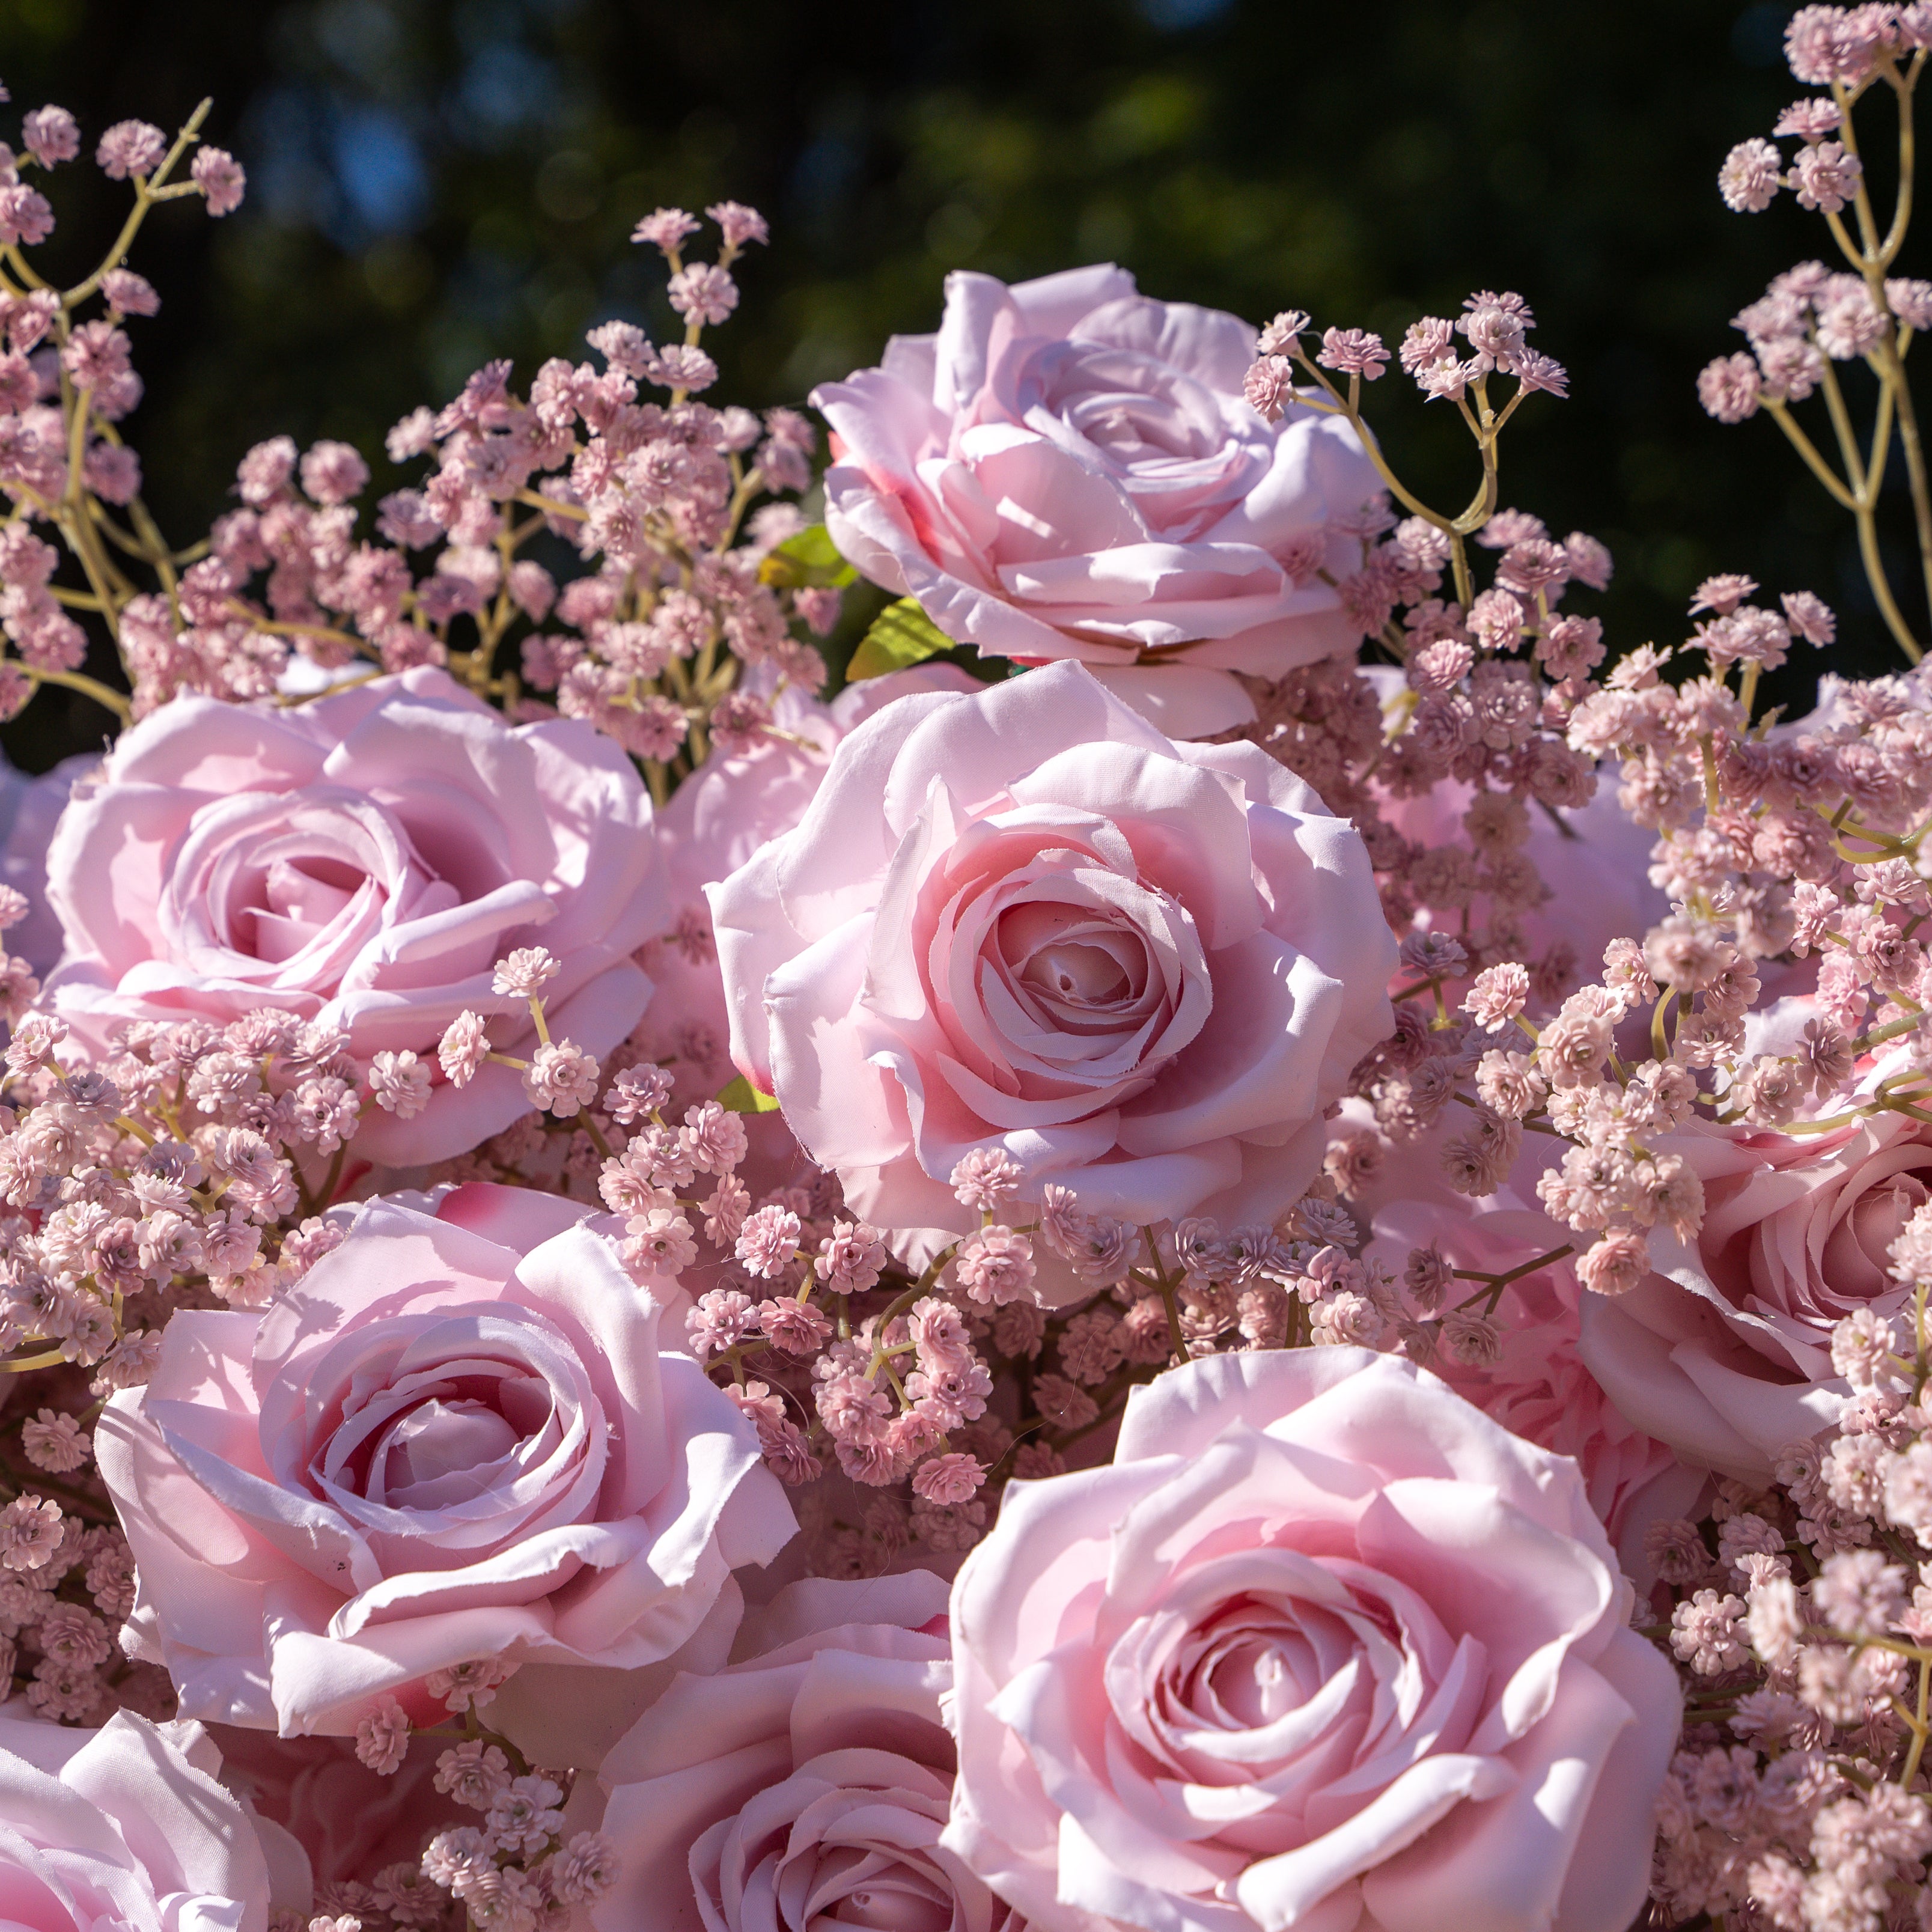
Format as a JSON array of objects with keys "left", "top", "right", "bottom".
[{"left": 0, "top": 0, "right": 1918, "bottom": 765}]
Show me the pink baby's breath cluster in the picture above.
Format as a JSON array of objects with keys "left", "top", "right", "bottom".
[
  {"left": 1647, "top": 1263, "right": 1932, "bottom": 1928},
  {"left": 0, "top": 96, "right": 240, "bottom": 733},
  {"left": 0, "top": 158, "right": 830, "bottom": 790},
  {"left": 1702, "top": 4, "right": 1932, "bottom": 666}
]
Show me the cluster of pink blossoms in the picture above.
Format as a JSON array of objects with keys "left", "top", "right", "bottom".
[
  {"left": 0, "top": 119, "right": 835, "bottom": 791},
  {"left": 1645, "top": 1215, "right": 1932, "bottom": 1928}
]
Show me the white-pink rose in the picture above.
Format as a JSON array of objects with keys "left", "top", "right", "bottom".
[
  {"left": 0, "top": 1708, "right": 309, "bottom": 1930},
  {"left": 943, "top": 1349, "right": 1680, "bottom": 1932},
  {"left": 1365, "top": 1198, "right": 1701, "bottom": 1572},
  {"left": 812, "top": 264, "right": 1380, "bottom": 674},
  {"left": 42, "top": 666, "right": 665, "bottom": 1163},
  {"left": 594, "top": 1571, "right": 1023, "bottom": 1932},
  {"left": 96, "top": 1183, "right": 796, "bottom": 1737},
  {"left": 1580, "top": 1109, "right": 1932, "bottom": 1479},
  {"left": 708, "top": 662, "right": 1394, "bottom": 1275}
]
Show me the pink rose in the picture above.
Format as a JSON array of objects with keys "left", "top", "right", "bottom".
[
  {"left": 943, "top": 1350, "right": 1680, "bottom": 1932},
  {"left": 595, "top": 1570, "right": 1025, "bottom": 1932},
  {"left": 1580, "top": 1109, "right": 1932, "bottom": 1479},
  {"left": 0, "top": 1708, "right": 309, "bottom": 1930},
  {"left": 1364, "top": 1198, "right": 1701, "bottom": 1571},
  {"left": 708, "top": 662, "right": 1395, "bottom": 1272},
  {"left": 42, "top": 666, "right": 665, "bottom": 1163},
  {"left": 96, "top": 1183, "right": 796, "bottom": 1737},
  {"left": 812, "top": 264, "right": 1380, "bottom": 674}
]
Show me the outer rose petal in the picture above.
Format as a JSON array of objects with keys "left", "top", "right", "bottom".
[{"left": 0, "top": 1708, "right": 303, "bottom": 1931}]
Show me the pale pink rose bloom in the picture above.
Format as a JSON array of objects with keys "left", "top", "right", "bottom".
[
  {"left": 1365, "top": 1199, "right": 1702, "bottom": 1573},
  {"left": 96, "top": 1183, "right": 796, "bottom": 1738},
  {"left": 595, "top": 1571, "right": 1026, "bottom": 1932},
  {"left": 1580, "top": 1108, "right": 1932, "bottom": 1480},
  {"left": 944, "top": 1350, "right": 1680, "bottom": 1932},
  {"left": 41, "top": 666, "right": 666, "bottom": 1163},
  {"left": 709, "top": 662, "right": 1395, "bottom": 1288},
  {"left": 0, "top": 1708, "right": 311, "bottom": 1930},
  {"left": 812, "top": 264, "right": 1380, "bottom": 675}
]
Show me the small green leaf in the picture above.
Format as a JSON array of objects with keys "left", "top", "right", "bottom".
[
  {"left": 758, "top": 523, "right": 859, "bottom": 591},
  {"left": 846, "top": 596, "right": 955, "bottom": 681},
  {"left": 718, "top": 1074, "right": 782, "bottom": 1114}
]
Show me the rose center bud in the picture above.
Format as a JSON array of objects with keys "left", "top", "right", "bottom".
[
  {"left": 1204, "top": 1631, "right": 1306, "bottom": 1729},
  {"left": 1035, "top": 346, "right": 1222, "bottom": 469},
  {"left": 382, "top": 1398, "right": 521, "bottom": 1499},
  {"left": 806, "top": 1848, "right": 953, "bottom": 1932},
  {"left": 246, "top": 853, "right": 367, "bottom": 961},
  {"left": 1023, "top": 941, "right": 1132, "bottom": 1005}
]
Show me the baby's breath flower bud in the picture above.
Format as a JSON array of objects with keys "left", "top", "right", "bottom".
[
  {"left": 367, "top": 1050, "right": 431, "bottom": 1120},
  {"left": 437, "top": 1011, "right": 489, "bottom": 1086},
  {"left": 492, "top": 947, "right": 559, "bottom": 999}
]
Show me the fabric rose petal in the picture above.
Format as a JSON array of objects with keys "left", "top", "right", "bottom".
[
  {"left": 594, "top": 1571, "right": 1024, "bottom": 1932},
  {"left": 1580, "top": 1104, "right": 1932, "bottom": 1481},
  {"left": 943, "top": 1349, "right": 1680, "bottom": 1932},
  {"left": 812, "top": 264, "right": 1381, "bottom": 675},
  {"left": 41, "top": 665, "right": 666, "bottom": 1162},
  {"left": 642, "top": 662, "right": 980, "bottom": 1127},
  {"left": 709, "top": 662, "right": 1395, "bottom": 1270},
  {"left": 96, "top": 1183, "right": 796, "bottom": 1737},
  {"left": 0, "top": 1708, "right": 309, "bottom": 1931}
]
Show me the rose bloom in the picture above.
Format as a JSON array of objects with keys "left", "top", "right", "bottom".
[
  {"left": 0, "top": 1708, "right": 310, "bottom": 1930},
  {"left": 1580, "top": 1108, "right": 1932, "bottom": 1481},
  {"left": 943, "top": 1350, "right": 1679, "bottom": 1932},
  {"left": 812, "top": 264, "right": 1379, "bottom": 676},
  {"left": 43, "top": 666, "right": 665, "bottom": 1163},
  {"left": 97, "top": 1183, "right": 795, "bottom": 1739},
  {"left": 595, "top": 1571, "right": 1024, "bottom": 1932},
  {"left": 709, "top": 662, "right": 1394, "bottom": 1285},
  {"left": 1365, "top": 1199, "right": 1701, "bottom": 1573}
]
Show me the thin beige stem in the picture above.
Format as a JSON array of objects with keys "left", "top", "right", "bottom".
[
  {"left": 62, "top": 99, "right": 212, "bottom": 309},
  {"left": 1764, "top": 402, "right": 1857, "bottom": 511}
]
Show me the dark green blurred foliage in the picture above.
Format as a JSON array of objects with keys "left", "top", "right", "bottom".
[{"left": 0, "top": 0, "right": 1919, "bottom": 767}]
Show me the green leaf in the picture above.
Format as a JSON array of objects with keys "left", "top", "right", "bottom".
[
  {"left": 846, "top": 596, "right": 955, "bottom": 681},
  {"left": 757, "top": 523, "right": 858, "bottom": 591},
  {"left": 718, "top": 1074, "right": 782, "bottom": 1114}
]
